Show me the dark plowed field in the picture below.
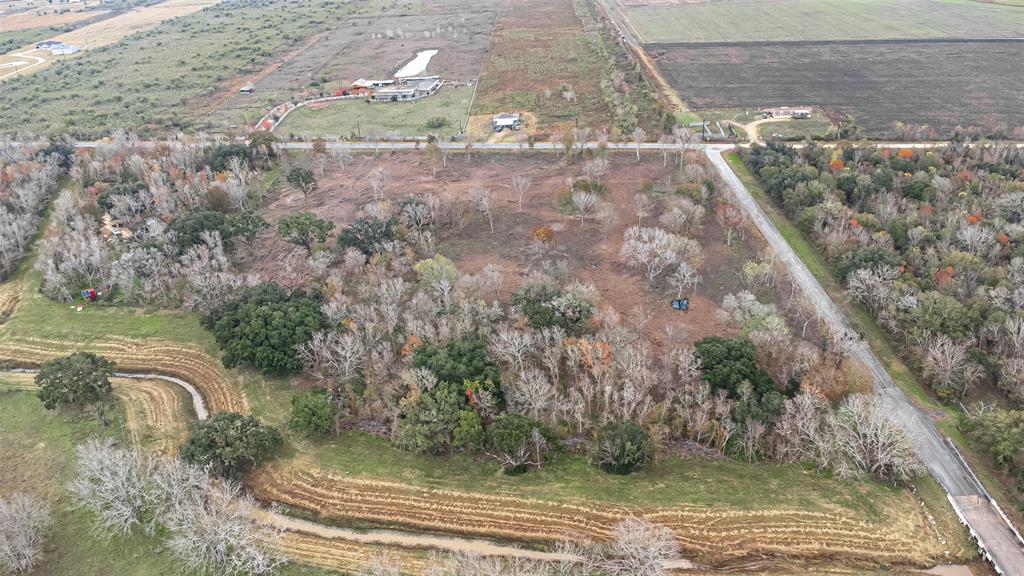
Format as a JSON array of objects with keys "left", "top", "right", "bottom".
[{"left": 651, "top": 39, "right": 1024, "bottom": 138}]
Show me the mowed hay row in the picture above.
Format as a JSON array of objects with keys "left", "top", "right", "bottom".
[
  {"left": 113, "top": 378, "right": 191, "bottom": 455},
  {"left": 0, "top": 336, "right": 247, "bottom": 413},
  {"left": 249, "top": 463, "right": 944, "bottom": 566},
  {"left": 270, "top": 532, "right": 435, "bottom": 574},
  {"left": 0, "top": 282, "right": 20, "bottom": 323}
]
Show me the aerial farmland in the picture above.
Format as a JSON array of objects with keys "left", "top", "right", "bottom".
[{"left": 1, "top": 0, "right": 1023, "bottom": 575}]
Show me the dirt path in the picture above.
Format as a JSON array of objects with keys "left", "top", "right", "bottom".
[
  {"left": 0, "top": 47, "right": 44, "bottom": 80},
  {"left": 723, "top": 117, "right": 791, "bottom": 146}
]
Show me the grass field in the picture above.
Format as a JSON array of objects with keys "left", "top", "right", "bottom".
[
  {"left": 654, "top": 41, "right": 1024, "bottom": 137},
  {"left": 0, "top": 25, "right": 61, "bottom": 52},
  {"left": 620, "top": 0, "right": 1024, "bottom": 43},
  {"left": 0, "top": 0, "right": 388, "bottom": 136},
  {"left": 759, "top": 114, "right": 836, "bottom": 142},
  {"left": 278, "top": 85, "right": 475, "bottom": 139}
]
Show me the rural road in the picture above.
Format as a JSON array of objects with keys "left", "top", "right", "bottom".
[
  {"left": 0, "top": 48, "right": 45, "bottom": 81},
  {"left": 704, "top": 144, "right": 1024, "bottom": 576}
]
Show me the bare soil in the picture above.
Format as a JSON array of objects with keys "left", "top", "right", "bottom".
[
  {"left": 245, "top": 152, "right": 770, "bottom": 348},
  {"left": 0, "top": 5, "right": 100, "bottom": 33}
]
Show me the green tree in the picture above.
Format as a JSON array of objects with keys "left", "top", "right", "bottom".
[
  {"left": 248, "top": 131, "right": 278, "bottom": 166},
  {"left": 277, "top": 212, "right": 334, "bottom": 254},
  {"left": 395, "top": 380, "right": 466, "bottom": 454},
  {"left": 590, "top": 420, "right": 653, "bottom": 475},
  {"left": 202, "top": 283, "right": 327, "bottom": 373},
  {"left": 289, "top": 388, "right": 334, "bottom": 435},
  {"left": 35, "top": 352, "right": 114, "bottom": 410},
  {"left": 179, "top": 412, "right": 283, "bottom": 480},
  {"left": 336, "top": 217, "right": 397, "bottom": 256},
  {"left": 208, "top": 143, "right": 252, "bottom": 172},
  {"left": 487, "top": 413, "right": 556, "bottom": 474},
  {"left": 287, "top": 167, "right": 318, "bottom": 197},
  {"left": 171, "top": 210, "right": 233, "bottom": 249},
  {"left": 694, "top": 336, "right": 775, "bottom": 398},
  {"left": 963, "top": 408, "right": 1024, "bottom": 471},
  {"left": 412, "top": 339, "right": 501, "bottom": 393},
  {"left": 512, "top": 282, "right": 594, "bottom": 336},
  {"left": 228, "top": 211, "right": 269, "bottom": 247},
  {"left": 453, "top": 409, "right": 485, "bottom": 451}
]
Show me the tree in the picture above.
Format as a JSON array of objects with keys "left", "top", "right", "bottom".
[
  {"left": 669, "top": 261, "right": 701, "bottom": 298},
  {"left": 172, "top": 211, "right": 233, "bottom": 250},
  {"left": 36, "top": 352, "right": 114, "bottom": 411},
  {"left": 202, "top": 283, "right": 327, "bottom": 373},
  {"left": 469, "top": 186, "right": 494, "bottom": 233},
  {"left": 248, "top": 131, "right": 278, "bottom": 166},
  {"left": 512, "top": 175, "right": 531, "bottom": 213},
  {"left": 180, "top": 412, "right": 283, "bottom": 480},
  {"left": 277, "top": 212, "right": 334, "bottom": 254},
  {"left": 336, "top": 217, "right": 396, "bottom": 256},
  {"left": 572, "top": 190, "right": 599, "bottom": 228},
  {"left": 0, "top": 493, "right": 51, "bottom": 574},
  {"left": 287, "top": 167, "right": 318, "bottom": 197},
  {"left": 412, "top": 338, "right": 500, "bottom": 389},
  {"left": 632, "top": 127, "right": 646, "bottom": 162},
  {"left": 590, "top": 420, "right": 653, "bottom": 475},
  {"left": 599, "top": 518, "right": 680, "bottom": 576},
  {"left": 209, "top": 144, "right": 252, "bottom": 172},
  {"left": 633, "top": 193, "right": 653, "bottom": 226},
  {"left": 825, "top": 394, "right": 923, "bottom": 485},
  {"left": 228, "top": 211, "right": 269, "bottom": 248},
  {"left": 620, "top": 226, "right": 700, "bottom": 285},
  {"left": 923, "top": 335, "right": 982, "bottom": 401},
  {"left": 68, "top": 437, "right": 157, "bottom": 535},
  {"left": 512, "top": 282, "right": 595, "bottom": 336},
  {"left": 694, "top": 336, "right": 775, "bottom": 398},
  {"left": 289, "top": 388, "right": 334, "bottom": 435},
  {"left": 486, "top": 413, "right": 556, "bottom": 473},
  {"left": 395, "top": 380, "right": 469, "bottom": 454}
]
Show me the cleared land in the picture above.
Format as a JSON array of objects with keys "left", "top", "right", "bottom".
[
  {"left": 617, "top": 0, "right": 1024, "bottom": 43},
  {"left": 653, "top": 40, "right": 1024, "bottom": 137},
  {"left": 278, "top": 85, "right": 475, "bottom": 139}
]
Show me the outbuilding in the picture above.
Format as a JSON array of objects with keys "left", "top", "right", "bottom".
[{"left": 491, "top": 112, "right": 522, "bottom": 132}]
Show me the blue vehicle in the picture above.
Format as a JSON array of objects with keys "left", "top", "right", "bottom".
[{"left": 671, "top": 298, "right": 689, "bottom": 311}]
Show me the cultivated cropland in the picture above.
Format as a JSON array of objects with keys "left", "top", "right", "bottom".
[{"left": 0, "top": 1, "right": 1022, "bottom": 576}]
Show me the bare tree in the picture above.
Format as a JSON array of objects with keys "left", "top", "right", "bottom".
[
  {"left": 598, "top": 518, "right": 680, "bottom": 576},
  {"left": 583, "top": 157, "right": 608, "bottom": 185},
  {"left": 596, "top": 202, "right": 618, "bottom": 239},
  {"left": 506, "top": 368, "right": 556, "bottom": 422},
  {"left": 668, "top": 261, "right": 700, "bottom": 298},
  {"left": 69, "top": 437, "right": 159, "bottom": 536},
  {"left": 512, "top": 175, "right": 532, "bottom": 213},
  {"left": 571, "top": 190, "right": 599, "bottom": 228},
  {"left": 825, "top": 394, "right": 924, "bottom": 484},
  {"left": 469, "top": 186, "right": 495, "bottom": 233},
  {"left": 633, "top": 193, "right": 653, "bottom": 226},
  {"left": 620, "top": 226, "right": 701, "bottom": 285},
  {"left": 0, "top": 493, "right": 51, "bottom": 574},
  {"left": 845, "top": 265, "right": 898, "bottom": 315},
  {"left": 489, "top": 326, "right": 535, "bottom": 375},
  {"left": 368, "top": 166, "right": 386, "bottom": 199},
  {"left": 632, "top": 127, "right": 646, "bottom": 162},
  {"left": 923, "top": 335, "right": 982, "bottom": 400}
]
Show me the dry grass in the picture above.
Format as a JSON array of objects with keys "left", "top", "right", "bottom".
[
  {"left": 250, "top": 459, "right": 948, "bottom": 567},
  {"left": 0, "top": 6, "right": 100, "bottom": 33},
  {"left": 0, "top": 335, "right": 247, "bottom": 413}
]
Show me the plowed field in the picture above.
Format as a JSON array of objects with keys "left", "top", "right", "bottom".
[
  {"left": 0, "top": 336, "right": 246, "bottom": 413},
  {"left": 249, "top": 460, "right": 947, "bottom": 567}
]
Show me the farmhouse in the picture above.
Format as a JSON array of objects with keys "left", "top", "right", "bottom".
[
  {"left": 371, "top": 76, "right": 441, "bottom": 101},
  {"left": 491, "top": 112, "right": 521, "bottom": 132},
  {"left": 352, "top": 78, "right": 394, "bottom": 90},
  {"left": 760, "top": 106, "right": 812, "bottom": 119},
  {"left": 35, "top": 40, "right": 81, "bottom": 55},
  {"left": 35, "top": 39, "right": 63, "bottom": 49}
]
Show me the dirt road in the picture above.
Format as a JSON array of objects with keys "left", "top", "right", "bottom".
[{"left": 705, "top": 144, "right": 1024, "bottom": 576}]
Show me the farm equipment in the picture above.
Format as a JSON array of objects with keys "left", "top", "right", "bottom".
[
  {"left": 81, "top": 288, "right": 98, "bottom": 301},
  {"left": 671, "top": 298, "right": 689, "bottom": 311}
]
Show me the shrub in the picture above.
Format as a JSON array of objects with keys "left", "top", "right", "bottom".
[
  {"left": 590, "top": 420, "right": 653, "bottom": 475},
  {"left": 425, "top": 116, "right": 448, "bottom": 129},
  {"left": 180, "top": 412, "right": 283, "bottom": 480},
  {"left": 395, "top": 380, "right": 469, "bottom": 454},
  {"left": 487, "top": 413, "right": 557, "bottom": 474},
  {"left": 694, "top": 336, "right": 775, "bottom": 398},
  {"left": 202, "top": 283, "right": 327, "bottom": 373},
  {"left": 289, "top": 389, "right": 334, "bottom": 435},
  {"left": 36, "top": 352, "right": 114, "bottom": 410}
]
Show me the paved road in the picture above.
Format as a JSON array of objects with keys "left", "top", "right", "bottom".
[{"left": 705, "top": 144, "right": 1024, "bottom": 575}]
